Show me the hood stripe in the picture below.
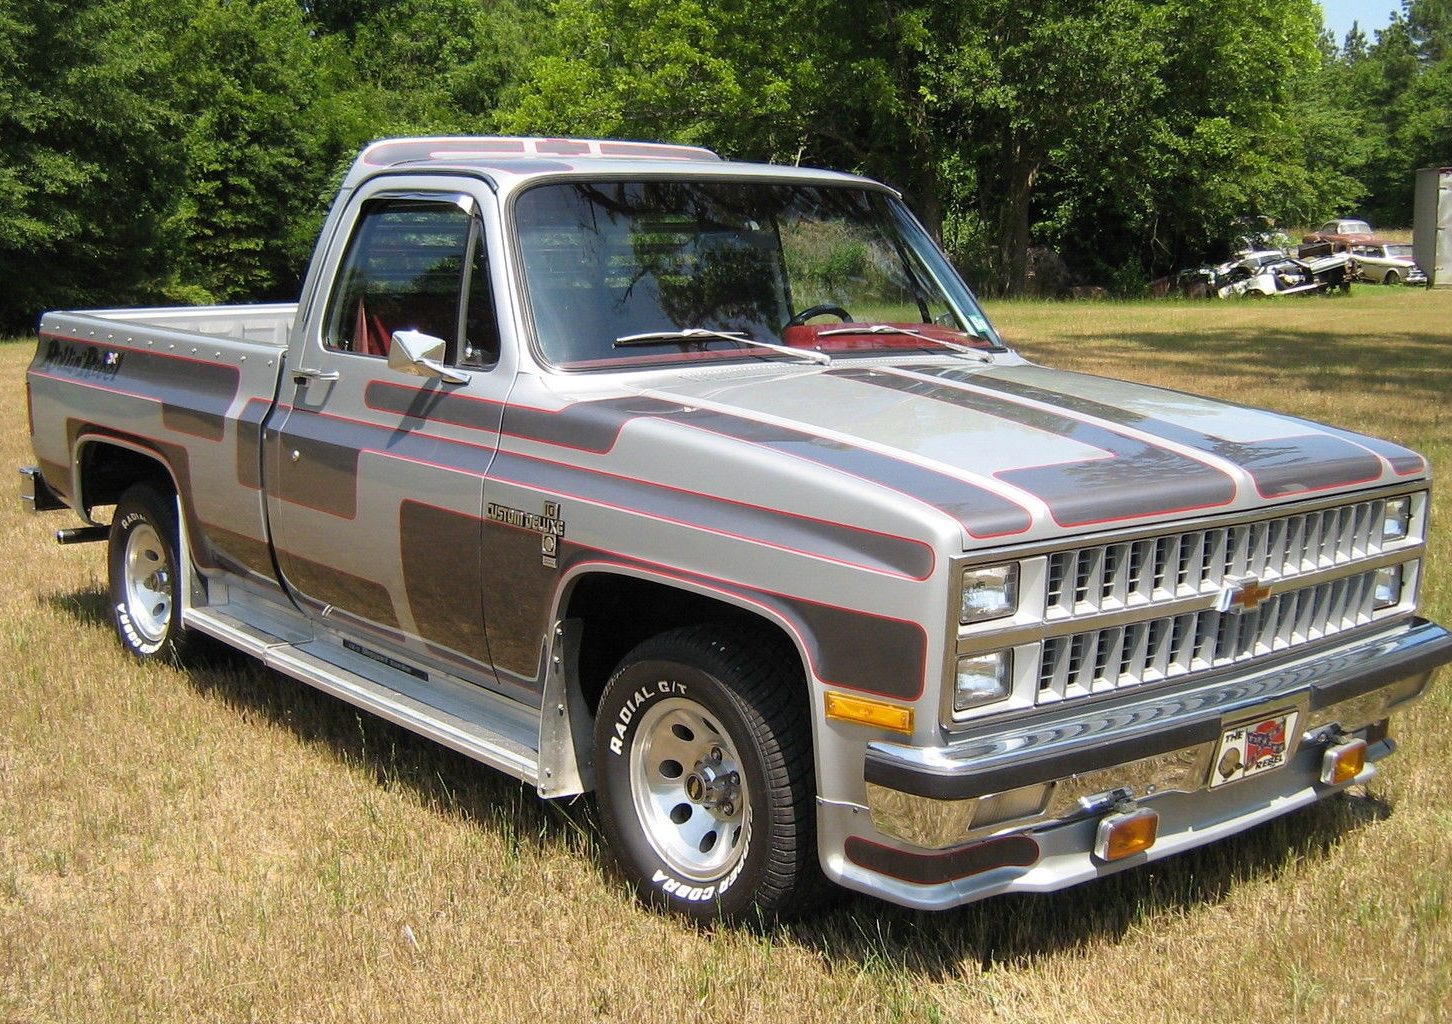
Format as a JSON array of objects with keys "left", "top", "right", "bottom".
[
  {"left": 666, "top": 406, "right": 1033, "bottom": 538},
  {"left": 830, "top": 368, "right": 1236, "bottom": 527},
  {"left": 930, "top": 369, "right": 1397, "bottom": 497}
]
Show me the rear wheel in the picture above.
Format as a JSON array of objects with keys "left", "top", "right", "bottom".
[
  {"left": 108, "top": 483, "right": 196, "bottom": 661},
  {"left": 593, "top": 624, "right": 818, "bottom": 922}
]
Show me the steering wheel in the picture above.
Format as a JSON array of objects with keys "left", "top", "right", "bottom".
[{"left": 784, "top": 304, "right": 852, "bottom": 329}]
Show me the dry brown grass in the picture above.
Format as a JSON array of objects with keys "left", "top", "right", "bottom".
[{"left": 3, "top": 288, "right": 1451, "bottom": 1022}]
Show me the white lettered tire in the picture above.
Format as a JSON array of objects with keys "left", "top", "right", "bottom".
[
  {"left": 593, "top": 624, "right": 819, "bottom": 922},
  {"left": 108, "top": 483, "right": 196, "bottom": 662}
]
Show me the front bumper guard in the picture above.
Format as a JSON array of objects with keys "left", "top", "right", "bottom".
[{"left": 864, "top": 618, "right": 1451, "bottom": 850}]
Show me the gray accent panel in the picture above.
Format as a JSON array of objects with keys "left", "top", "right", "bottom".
[
  {"left": 844, "top": 836, "right": 1040, "bottom": 884},
  {"left": 671, "top": 407, "right": 1032, "bottom": 539},
  {"left": 278, "top": 547, "right": 400, "bottom": 630},
  {"left": 481, "top": 519, "right": 559, "bottom": 677},
  {"left": 784, "top": 596, "right": 928, "bottom": 700},
  {"left": 365, "top": 380, "right": 505, "bottom": 434},
  {"left": 371, "top": 383, "right": 1030, "bottom": 539},
  {"left": 489, "top": 451, "right": 936, "bottom": 579},
  {"left": 836, "top": 369, "right": 1235, "bottom": 526},
  {"left": 945, "top": 371, "right": 1393, "bottom": 498},
  {"left": 273, "top": 417, "right": 362, "bottom": 519},
  {"left": 289, "top": 403, "right": 937, "bottom": 579},
  {"left": 40, "top": 335, "right": 239, "bottom": 443},
  {"left": 236, "top": 398, "right": 268, "bottom": 491},
  {"left": 1277, "top": 417, "right": 1426, "bottom": 478},
  {"left": 272, "top": 404, "right": 495, "bottom": 519},
  {"left": 203, "top": 522, "right": 277, "bottom": 581},
  {"left": 503, "top": 396, "right": 668, "bottom": 454},
  {"left": 401, "top": 501, "right": 491, "bottom": 665},
  {"left": 555, "top": 546, "right": 930, "bottom": 699}
]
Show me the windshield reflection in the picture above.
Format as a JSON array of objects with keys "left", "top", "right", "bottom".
[{"left": 515, "top": 180, "right": 1001, "bottom": 367}]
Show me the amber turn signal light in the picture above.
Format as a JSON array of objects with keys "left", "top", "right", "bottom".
[
  {"left": 824, "top": 691, "right": 914, "bottom": 734},
  {"left": 1094, "top": 807, "right": 1159, "bottom": 862},
  {"left": 1320, "top": 738, "right": 1368, "bottom": 786}
]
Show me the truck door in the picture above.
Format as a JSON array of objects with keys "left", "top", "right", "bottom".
[{"left": 266, "top": 183, "right": 509, "bottom": 686}]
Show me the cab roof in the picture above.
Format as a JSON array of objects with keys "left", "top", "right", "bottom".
[{"left": 343, "top": 135, "right": 879, "bottom": 193}]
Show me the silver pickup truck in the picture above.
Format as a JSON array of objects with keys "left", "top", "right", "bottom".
[{"left": 22, "top": 137, "right": 1452, "bottom": 921}]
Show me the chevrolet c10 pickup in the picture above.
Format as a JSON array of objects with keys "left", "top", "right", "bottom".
[{"left": 21, "top": 136, "right": 1452, "bottom": 921}]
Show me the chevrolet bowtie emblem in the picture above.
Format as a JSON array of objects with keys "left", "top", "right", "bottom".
[{"left": 1218, "top": 577, "right": 1273, "bottom": 614}]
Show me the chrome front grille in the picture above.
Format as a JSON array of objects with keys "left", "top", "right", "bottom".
[
  {"left": 1044, "top": 498, "right": 1386, "bottom": 617},
  {"left": 1036, "top": 568, "right": 1381, "bottom": 704}
]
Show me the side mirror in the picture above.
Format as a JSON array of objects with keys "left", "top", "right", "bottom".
[{"left": 388, "top": 330, "right": 471, "bottom": 385}]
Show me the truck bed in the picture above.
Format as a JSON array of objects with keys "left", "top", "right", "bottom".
[{"left": 43, "top": 302, "right": 297, "bottom": 348}]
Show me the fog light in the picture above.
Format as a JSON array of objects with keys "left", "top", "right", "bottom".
[
  {"left": 1094, "top": 806, "right": 1158, "bottom": 862},
  {"left": 1320, "top": 738, "right": 1367, "bottom": 786},
  {"left": 954, "top": 650, "right": 1012, "bottom": 712}
]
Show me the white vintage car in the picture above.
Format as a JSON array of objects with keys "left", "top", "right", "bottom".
[
  {"left": 1211, "top": 250, "right": 1355, "bottom": 298},
  {"left": 1349, "top": 242, "right": 1427, "bottom": 285}
]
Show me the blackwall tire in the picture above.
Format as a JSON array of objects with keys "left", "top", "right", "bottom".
[
  {"left": 593, "top": 624, "right": 819, "bottom": 923},
  {"left": 1385, "top": 269, "right": 1402, "bottom": 285},
  {"left": 108, "top": 483, "right": 196, "bottom": 662}
]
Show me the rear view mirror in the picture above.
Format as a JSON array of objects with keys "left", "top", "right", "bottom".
[{"left": 388, "top": 330, "right": 471, "bottom": 385}]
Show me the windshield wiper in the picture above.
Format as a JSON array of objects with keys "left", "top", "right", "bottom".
[
  {"left": 817, "top": 323, "right": 993, "bottom": 362},
  {"left": 614, "top": 328, "right": 832, "bottom": 365}
]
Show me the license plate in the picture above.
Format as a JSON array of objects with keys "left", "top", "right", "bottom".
[{"left": 1210, "top": 710, "right": 1299, "bottom": 788}]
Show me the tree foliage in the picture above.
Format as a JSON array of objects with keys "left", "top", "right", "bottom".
[{"left": 0, "top": 0, "right": 1447, "bottom": 328}]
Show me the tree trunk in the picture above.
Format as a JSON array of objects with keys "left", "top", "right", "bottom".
[{"left": 996, "top": 149, "right": 1039, "bottom": 297}]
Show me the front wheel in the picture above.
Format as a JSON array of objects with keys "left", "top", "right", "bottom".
[
  {"left": 108, "top": 483, "right": 196, "bottom": 661},
  {"left": 1384, "top": 269, "right": 1402, "bottom": 285},
  {"left": 593, "top": 624, "right": 818, "bottom": 922}
]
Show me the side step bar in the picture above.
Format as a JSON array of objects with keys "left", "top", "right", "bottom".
[{"left": 185, "top": 604, "right": 542, "bottom": 787}]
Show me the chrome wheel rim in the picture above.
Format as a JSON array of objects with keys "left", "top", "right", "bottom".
[
  {"left": 123, "top": 523, "right": 172, "bottom": 644},
  {"left": 628, "top": 697, "right": 750, "bottom": 883}
]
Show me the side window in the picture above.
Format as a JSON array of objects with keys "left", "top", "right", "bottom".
[{"left": 324, "top": 197, "right": 499, "bottom": 366}]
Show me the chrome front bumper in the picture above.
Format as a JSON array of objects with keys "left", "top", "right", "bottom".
[{"left": 864, "top": 618, "right": 1451, "bottom": 851}]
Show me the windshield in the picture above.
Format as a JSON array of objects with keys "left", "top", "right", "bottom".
[
  {"left": 514, "top": 180, "right": 1001, "bottom": 368},
  {"left": 1387, "top": 244, "right": 1413, "bottom": 258}
]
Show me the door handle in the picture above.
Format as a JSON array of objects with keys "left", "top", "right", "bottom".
[{"left": 292, "top": 366, "right": 341, "bottom": 384}]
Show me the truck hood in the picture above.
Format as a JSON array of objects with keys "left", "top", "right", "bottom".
[{"left": 630, "top": 359, "right": 1426, "bottom": 545}]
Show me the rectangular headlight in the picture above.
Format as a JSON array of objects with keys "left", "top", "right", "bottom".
[
  {"left": 954, "top": 650, "right": 1012, "bottom": 712},
  {"left": 961, "top": 563, "right": 1019, "bottom": 625},
  {"left": 1382, "top": 496, "right": 1412, "bottom": 542},
  {"left": 1373, "top": 563, "right": 1405, "bottom": 609}
]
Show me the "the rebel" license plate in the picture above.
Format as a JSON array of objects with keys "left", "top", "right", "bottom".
[{"left": 1210, "top": 710, "right": 1300, "bottom": 788}]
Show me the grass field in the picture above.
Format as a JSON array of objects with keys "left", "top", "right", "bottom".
[{"left": 3, "top": 286, "right": 1450, "bottom": 1023}]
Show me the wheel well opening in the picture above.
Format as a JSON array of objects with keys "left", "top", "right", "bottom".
[
  {"left": 565, "top": 574, "right": 800, "bottom": 713},
  {"left": 78, "top": 441, "right": 174, "bottom": 516}
]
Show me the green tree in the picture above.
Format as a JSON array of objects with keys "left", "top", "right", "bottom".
[
  {"left": 161, "top": 0, "right": 368, "bottom": 302},
  {"left": 0, "top": 0, "right": 182, "bottom": 330},
  {"left": 346, "top": 0, "right": 546, "bottom": 134}
]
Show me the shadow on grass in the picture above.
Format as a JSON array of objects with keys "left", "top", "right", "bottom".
[
  {"left": 788, "top": 790, "right": 1391, "bottom": 977},
  {"left": 46, "top": 586, "right": 602, "bottom": 874},
  {"left": 47, "top": 585, "right": 1399, "bottom": 976}
]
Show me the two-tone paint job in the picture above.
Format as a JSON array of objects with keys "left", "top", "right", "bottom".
[{"left": 24, "top": 137, "right": 1450, "bottom": 912}]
